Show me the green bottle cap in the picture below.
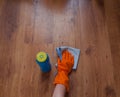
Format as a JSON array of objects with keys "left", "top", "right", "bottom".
[{"left": 36, "top": 52, "right": 47, "bottom": 62}]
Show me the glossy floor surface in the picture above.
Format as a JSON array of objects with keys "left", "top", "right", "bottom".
[{"left": 0, "top": 0, "right": 120, "bottom": 97}]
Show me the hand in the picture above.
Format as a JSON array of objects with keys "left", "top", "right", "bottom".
[
  {"left": 54, "top": 50, "right": 74, "bottom": 92},
  {"left": 57, "top": 50, "right": 74, "bottom": 75}
]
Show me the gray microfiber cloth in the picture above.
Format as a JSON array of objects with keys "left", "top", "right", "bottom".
[{"left": 56, "top": 46, "right": 80, "bottom": 70}]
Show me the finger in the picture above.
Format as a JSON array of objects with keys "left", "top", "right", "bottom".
[
  {"left": 57, "top": 57, "right": 61, "bottom": 63},
  {"left": 70, "top": 55, "right": 74, "bottom": 60},
  {"left": 67, "top": 51, "right": 72, "bottom": 60},
  {"left": 62, "top": 50, "right": 66, "bottom": 59},
  {"left": 62, "top": 50, "right": 67, "bottom": 55},
  {"left": 66, "top": 51, "right": 69, "bottom": 60}
]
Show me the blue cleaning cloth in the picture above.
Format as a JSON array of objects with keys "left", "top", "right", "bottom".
[{"left": 56, "top": 46, "right": 80, "bottom": 70}]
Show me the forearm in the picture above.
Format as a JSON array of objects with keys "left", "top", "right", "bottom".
[
  {"left": 52, "top": 84, "right": 66, "bottom": 97},
  {"left": 52, "top": 50, "right": 74, "bottom": 97}
]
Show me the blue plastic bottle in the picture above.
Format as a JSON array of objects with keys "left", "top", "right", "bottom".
[{"left": 36, "top": 52, "right": 51, "bottom": 72}]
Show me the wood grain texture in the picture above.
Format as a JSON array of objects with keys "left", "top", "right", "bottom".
[{"left": 0, "top": 0, "right": 120, "bottom": 97}]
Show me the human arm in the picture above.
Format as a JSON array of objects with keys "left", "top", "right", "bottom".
[{"left": 52, "top": 50, "right": 74, "bottom": 97}]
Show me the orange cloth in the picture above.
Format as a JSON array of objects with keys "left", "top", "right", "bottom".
[{"left": 54, "top": 50, "right": 74, "bottom": 92}]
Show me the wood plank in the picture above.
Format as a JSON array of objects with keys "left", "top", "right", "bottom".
[
  {"left": 105, "top": 0, "right": 120, "bottom": 96},
  {"left": 0, "top": 0, "right": 120, "bottom": 97}
]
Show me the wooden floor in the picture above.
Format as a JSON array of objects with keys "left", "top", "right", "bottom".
[{"left": 0, "top": 0, "right": 120, "bottom": 97}]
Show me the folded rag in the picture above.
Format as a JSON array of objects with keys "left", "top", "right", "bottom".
[{"left": 56, "top": 46, "right": 80, "bottom": 70}]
